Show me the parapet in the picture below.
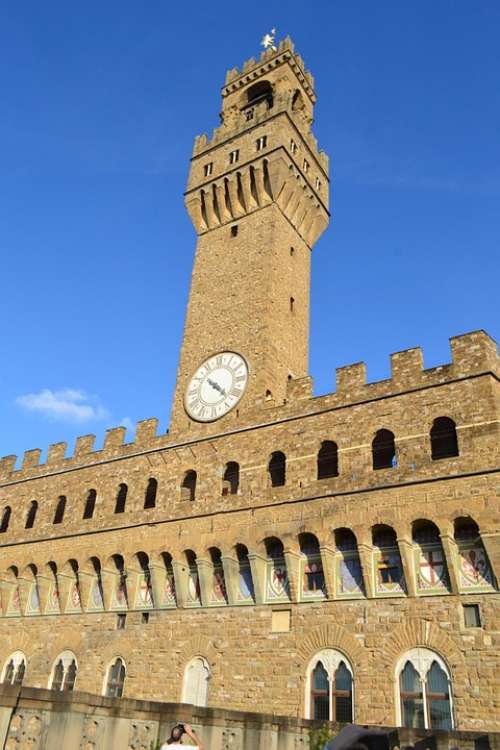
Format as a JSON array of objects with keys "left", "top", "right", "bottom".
[
  {"left": 192, "top": 36, "right": 328, "bottom": 172},
  {"left": 223, "top": 37, "right": 315, "bottom": 100},
  {"left": 0, "top": 418, "right": 163, "bottom": 484},
  {"left": 333, "top": 330, "right": 500, "bottom": 400}
]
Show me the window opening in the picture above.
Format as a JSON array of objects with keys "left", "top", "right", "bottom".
[
  {"left": 53, "top": 495, "right": 66, "bottom": 524},
  {"left": 117, "top": 613, "right": 126, "bottom": 630},
  {"left": 230, "top": 224, "right": 238, "bottom": 238},
  {"left": 290, "top": 139, "right": 298, "bottom": 154},
  {"left": 83, "top": 489, "right": 97, "bottom": 519},
  {"left": 0, "top": 506, "right": 11, "bottom": 533},
  {"left": 463, "top": 603, "right": 481, "bottom": 628},
  {"left": 268, "top": 451, "right": 286, "bottom": 487},
  {"left": 105, "top": 658, "right": 126, "bottom": 698},
  {"left": 203, "top": 162, "right": 213, "bottom": 178},
  {"left": 229, "top": 149, "right": 239, "bottom": 164},
  {"left": 303, "top": 159, "right": 309, "bottom": 173},
  {"left": 372, "top": 429, "right": 396, "bottom": 470},
  {"left": 222, "top": 461, "right": 239, "bottom": 495},
  {"left": 256, "top": 135, "right": 267, "bottom": 151},
  {"left": 431, "top": 417, "right": 459, "bottom": 459},
  {"left": 181, "top": 470, "right": 197, "bottom": 501},
  {"left": 246, "top": 80, "right": 273, "bottom": 109},
  {"left": 144, "top": 477, "right": 157, "bottom": 509},
  {"left": 25, "top": 500, "right": 38, "bottom": 529},
  {"left": 317, "top": 441, "right": 338, "bottom": 479},
  {"left": 115, "top": 483, "right": 127, "bottom": 514}
]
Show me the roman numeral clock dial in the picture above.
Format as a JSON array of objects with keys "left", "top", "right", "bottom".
[{"left": 184, "top": 352, "right": 249, "bottom": 422}]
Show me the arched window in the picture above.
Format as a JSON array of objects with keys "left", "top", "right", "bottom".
[
  {"left": 306, "top": 650, "right": 353, "bottom": 722},
  {"left": 115, "top": 483, "right": 128, "bottom": 514},
  {"left": 430, "top": 417, "right": 459, "bottom": 460},
  {"left": 454, "top": 517, "right": 493, "bottom": 590},
  {"left": 372, "top": 525, "right": 405, "bottom": 595},
  {"left": 83, "top": 489, "right": 97, "bottom": 519},
  {"left": 299, "top": 533, "right": 325, "bottom": 598},
  {"left": 265, "top": 537, "right": 290, "bottom": 601},
  {"left": 181, "top": 471, "right": 197, "bottom": 501},
  {"left": 144, "top": 477, "right": 157, "bottom": 509},
  {"left": 334, "top": 528, "right": 365, "bottom": 597},
  {"left": 185, "top": 549, "right": 201, "bottom": 606},
  {"left": 235, "top": 544, "right": 254, "bottom": 602},
  {"left": 104, "top": 657, "right": 126, "bottom": 698},
  {"left": 25, "top": 500, "right": 38, "bottom": 529},
  {"left": 182, "top": 656, "right": 210, "bottom": 707},
  {"left": 268, "top": 451, "right": 286, "bottom": 487},
  {"left": 412, "top": 520, "right": 450, "bottom": 593},
  {"left": 222, "top": 462, "right": 239, "bottom": 496},
  {"left": 372, "top": 429, "right": 396, "bottom": 470},
  {"left": 396, "top": 648, "right": 453, "bottom": 730},
  {"left": 209, "top": 547, "right": 227, "bottom": 604},
  {"left": 50, "top": 651, "right": 78, "bottom": 691},
  {"left": 1, "top": 651, "right": 26, "bottom": 685},
  {"left": 53, "top": 495, "right": 66, "bottom": 524},
  {"left": 0, "top": 506, "right": 11, "bottom": 533},
  {"left": 317, "top": 441, "right": 338, "bottom": 479},
  {"left": 245, "top": 80, "right": 273, "bottom": 109}
]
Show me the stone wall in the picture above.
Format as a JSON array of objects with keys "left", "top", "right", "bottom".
[{"left": 0, "top": 685, "right": 499, "bottom": 750}]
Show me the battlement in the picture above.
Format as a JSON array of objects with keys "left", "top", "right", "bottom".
[
  {"left": 191, "top": 36, "right": 328, "bottom": 172},
  {"left": 1, "top": 331, "right": 498, "bottom": 486},
  {"left": 0, "top": 418, "right": 163, "bottom": 484},
  {"left": 223, "top": 36, "right": 315, "bottom": 98},
  {"left": 331, "top": 329, "right": 500, "bottom": 399}
]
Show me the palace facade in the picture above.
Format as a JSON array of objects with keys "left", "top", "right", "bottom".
[{"left": 0, "top": 37, "right": 499, "bottom": 734}]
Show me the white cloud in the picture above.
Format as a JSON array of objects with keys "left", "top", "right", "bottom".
[{"left": 15, "top": 388, "right": 110, "bottom": 423}]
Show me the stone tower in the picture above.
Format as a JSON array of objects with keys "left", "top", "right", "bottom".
[{"left": 170, "top": 37, "right": 329, "bottom": 434}]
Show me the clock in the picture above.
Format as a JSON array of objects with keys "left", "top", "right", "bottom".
[{"left": 184, "top": 351, "right": 249, "bottom": 422}]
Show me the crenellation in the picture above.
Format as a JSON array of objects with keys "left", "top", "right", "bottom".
[
  {"left": 286, "top": 376, "right": 313, "bottom": 403},
  {"left": 103, "top": 427, "right": 126, "bottom": 453},
  {"left": 450, "top": 330, "right": 500, "bottom": 377},
  {"left": 46, "top": 442, "right": 67, "bottom": 465},
  {"left": 73, "top": 434, "right": 96, "bottom": 458},
  {"left": 391, "top": 347, "right": 424, "bottom": 385},
  {"left": 0, "top": 455, "right": 16, "bottom": 480},
  {"left": 134, "top": 418, "right": 159, "bottom": 446},
  {"left": 20, "top": 448, "right": 42, "bottom": 471},
  {"left": 335, "top": 362, "right": 367, "bottom": 396}
]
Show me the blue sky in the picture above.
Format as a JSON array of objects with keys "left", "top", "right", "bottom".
[{"left": 1, "top": 1, "right": 499, "bottom": 462}]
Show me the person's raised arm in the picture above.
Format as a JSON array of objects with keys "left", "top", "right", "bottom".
[{"left": 183, "top": 724, "right": 204, "bottom": 750}]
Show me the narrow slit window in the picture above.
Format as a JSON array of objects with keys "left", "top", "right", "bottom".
[
  {"left": 231, "top": 225, "right": 238, "bottom": 238},
  {"left": 256, "top": 135, "right": 267, "bottom": 151},
  {"left": 204, "top": 162, "right": 213, "bottom": 178},
  {"left": 229, "top": 149, "right": 239, "bottom": 164}
]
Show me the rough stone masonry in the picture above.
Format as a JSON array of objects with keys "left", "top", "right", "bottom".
[{"left": 0, "top": 37, "right": 499, "bottom": 739}]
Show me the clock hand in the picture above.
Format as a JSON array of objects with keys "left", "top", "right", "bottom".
[{"left": 207, "top": 377, "right": 226, "bottom": 397}]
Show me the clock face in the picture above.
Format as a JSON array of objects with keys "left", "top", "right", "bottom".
[{"left": 184, "top": 351, "right": 249, "bottom": 422}]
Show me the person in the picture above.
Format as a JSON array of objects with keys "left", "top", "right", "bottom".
[{"left": 160, "top": 723, "right": 204, "bottom": 750}]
